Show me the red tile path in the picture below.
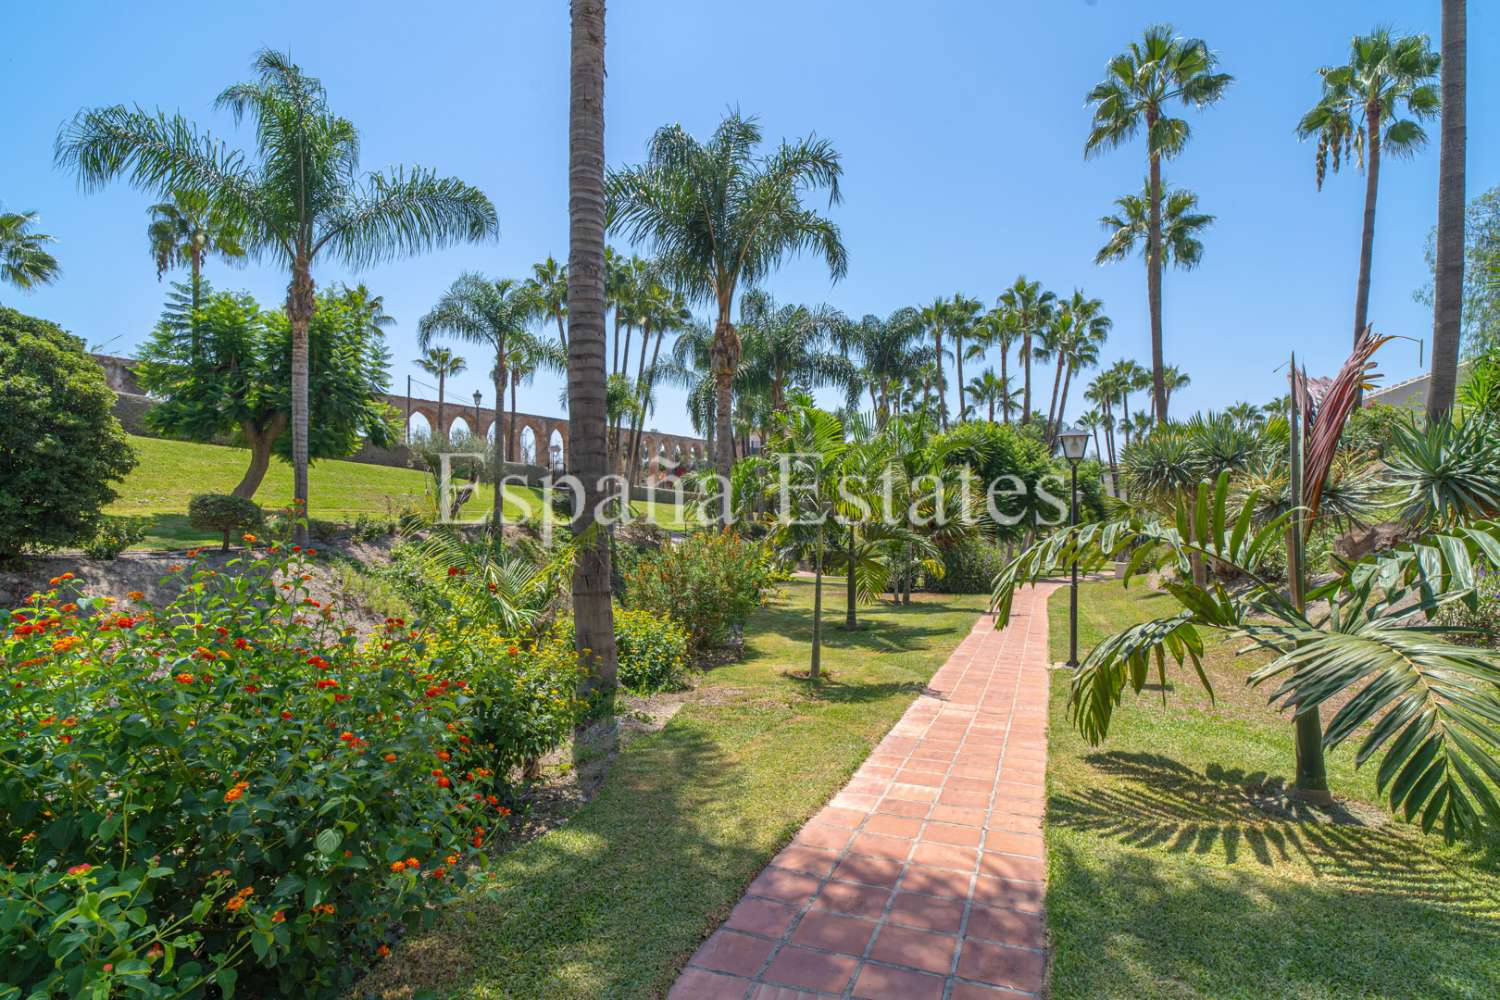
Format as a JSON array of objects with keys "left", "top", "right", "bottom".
[{"left": 671, "top": 583, "right": 1060, "bottom": 1000}]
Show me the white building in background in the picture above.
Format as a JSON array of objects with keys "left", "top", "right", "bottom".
[{"left": 1364, "top": 360, "right": 1473, "bottom": 410}]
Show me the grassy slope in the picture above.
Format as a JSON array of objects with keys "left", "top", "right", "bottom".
[
  {"left": 105, "top": 436, "right": 685, "bottom": 548},
  {"left": 361, "top": 579, "right": 989, "bottom": 999},
  {"left": 1044, "top": 579, "right": 1500, "bottom": 1000}
]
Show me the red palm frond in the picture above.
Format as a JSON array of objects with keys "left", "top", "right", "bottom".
[{"left": 1303, "top": 328, "right": 1390, "bottom": 517}]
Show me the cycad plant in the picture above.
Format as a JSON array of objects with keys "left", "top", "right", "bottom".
[{"left": 1383, "top": 413, "right": 1500, "bottom": 529}]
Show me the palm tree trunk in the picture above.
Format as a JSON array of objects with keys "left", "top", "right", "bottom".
[
  {"left": 1352, "top": 103, "right": 1382, "bottom": 349},
  {"left": 555, "top": 310, "right": 568, "bottom": 351},
  {"left": 1056, "top": 361, "right": 1076, "bottom": 442},
  {"left": 1428, "top": 0, "right": 1467, "bottom": 421},
  {"left": 627, "top": 325, "right": 665, "bottom": 477},
  {"left": 988, "top": 396, "right": 995, "bottom": 422},
  {"left": 436, "top": 373, "right": 446, "bottom": 444},
  {"left": 954, "top": 331, "right": 966, "bottom": 421},
  {"left": 710, "top": 308, "right": 739, "bottom": 488},
  {"left": 1146, "top": 131, "right": 1167, "bottom": 426},
  {"left": 934, "top": 330, "right": 947, "bottom": 430},
  {"left": 232, "top": 413, "right": 287, "bottom": 500},
  {"left": 567, "top": 0, "right": 617, "bottom": 708},
  {"left": 493, "top": 366, "right": 506, "bottom": 529},
  {"left": 1000, "top": 346, "right": 1011, "bottom": 423},
  {"left": 189, "top": 249, "right": 203, "bottom": 358},
  {"left": 1045, "top": 355, "right": 1066, "bottom": 441},
  {"left": 287, "top": 256, "right": 315, "bottom": 544},
  {"left": 509, "top": 374, "right": 520, "bottom": 467},
  {"left": 810, "top": 528, "right": 824, "bottom": 679},
  {"left": 844, "top": 526, "right": 857, "bottom": 630}
]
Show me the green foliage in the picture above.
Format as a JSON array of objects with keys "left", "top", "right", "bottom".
[
  {"left": 924, "top": 536, "right": 1006, "bottom": 595},
  {"left": 82, "top": 516, "right": 149, "bottom": 560},
  {"left": 993, "top": 473, "right": 1500, "bottom": 842},
  {"left": 551, "top": 608, "right": 691, "bottom": 693},
  {"left": 0, "top": 308, "right": 137, "bottom": 558},
  {"left": 625, "top": 531, "right": 780, "bottom": 651},
  {"left": 188, "top": 494, "right": 264, "bottom": 550},
  {"left": 931, "top": 422, "right": 1051, "bottom": 540},
  {"left": 0, "top": 548, "right": 521, "bottom": 998},
  {"left": 1341, "top": 402, "right": 1408, "bottom": 461},
  {"left": 1382, "top": 414, "right": 1500, "bottom": 529},
  {"left": 1458, "top": 349, "right": 1500, "bottom": 417},
  {"left": 351, "top": 513, "right": 398, "bottom": 541}
]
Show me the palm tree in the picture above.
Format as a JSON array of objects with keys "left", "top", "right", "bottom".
[
  {"left": 919, "top": 297, "right": 954, "bottom": 429},
  {"left": 1297, "top": 28, "right": 1439, "bottom": 348},
  {"left": 415, "top": 346, "right": 467, "bottom": 443},
  {"left": 997, "top": 276, "right": 1055, "bottom": 425},
  {"left": 1086, "top": 24, "right": 1232, "bottom": 425},
  {"left": 1225, "top": 400, "right": 1264, "bottom": 430},
  {"left": 1051, "top": 292, "right": 1111, "bottom": 443},
  {"left": 1429, "top": 2, "right": 1467, "bottom": 420},
  {"left": 1095, "top": 185, "right": 1213, "bottom": 354},
  {"left": 0, "top": 210, "right": 60, "bottom": 295},
  {"left": 1085, "top": 370, "right": 1121, "bottom": 474},
  {"left": 852, "top": 307, "right": 926, "bottom": 424},
  {"left": 967, "top": 370, "right": 1014, "bottom": 423},
  {"left": 737, "top": 290, "right": 855, "bottom": 412},
  {"left": 147, "top": 188, "right": 245, "bottom": 339},
  {"left": 973, "top": 307, "right": 1018, "bottom": 423},
  {"left": 567, "top": 0, "right": 618, "bottom": 705},
  {"left": 948, "top": 294, "right": 983, "bottom": 423},
  {"left": 607, "top": 112, "right": 848, "bottom": 479},
  {"left": 1162, "top": 364, "right": 1191, "bottom": 415},
  {"left": 504, "top": 333, "right": 566, "bottom": 461},
  {"left": 1079, "top": 409, "right": 1105, "bottom": 461},
  {"left": 418, "top": 275, "right": 537, "bottom": 524},
  {"left": 1106, "top": 358, "right": 1151, "bottom": 448},
  {"left": 625, "top": 281, "right": 691, "bottom": 476},
  {"left": 527, "top": 255, "right": 569, "bottom": 351},
  {"left": 57, "top": 49, "right": 497, "bottom": 533}
]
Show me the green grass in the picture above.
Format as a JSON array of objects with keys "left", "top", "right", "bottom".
[
  {"left": 360, "top": 579, "right": 990, "bottom": 999},
  {"left": 103, "top": 435, "right": 685, "bottom": 549},
  {"left": 1044, "top": 579, "right": 1500, "bottom": 1000}
]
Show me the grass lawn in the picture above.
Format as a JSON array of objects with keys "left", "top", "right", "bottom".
[
  {"left": 360, "top": 579, "right": 990, "bottom": 999},
  {"left": 1044, "top": 578, "right": 1500, "bottom": 1000},
  {"left": 104, "top": 435, "right": 686, "bottom": 549}
]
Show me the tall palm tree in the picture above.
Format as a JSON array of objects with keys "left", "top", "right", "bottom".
[
  {"left": 948, "top": 293, "right": 983, "bottom": 424},
  {"left": 57, "top": 49, "right": 497, "bottom": 533},
  {"left": 418, "top": 274, "right": 537, "bottom": 524},
  {"left": 966, "top": 370, "right": 1015, "bottom": 423},
  {"left": 527, "top": 255, "right": 569, "bottom": 351},
  {"left": 0, "top": 210, "right": 60, "bottom": 296},
  {"left": 997, "top": 276, "right": 1055, "bottom": 425},
  {"left": 503, "top": 332, "right": 567, "bottom": 463},
  {"left": 1095, "top": 182, "right": 1214, "bottom": 324},
  {"left": 625, "top": 281, "right": 691, "bottom": 476},
  {"left": 973, "top": 307, "right": 1018, "bottom": 423},
  {"left": 852, "top": 307, "right": 926, "bottom": 424},
  {"left": 1051, "top": 291, "right": 1111, "bottom": 443},
  {"left": 737, "top": 290, "right": 855, "bottom": 412},
  {"left": 1086, "top": 23, "right": 1232, "bottom": 425},
  {"left": 1107, "top": 358, "right": 1151, "bottom": 448},
  {"left": 567, "top": 0, "right": 617, "bottom": 704},
  {"left": 1297, "top": 28, "right": 1439, "bottom": 349},
  {"left": 607, "top": 111, "right": 848, "bottom": 479},
  {"left": 919, "top": 297, "right": 953, "bottom": 429},
  {"left": 1429, "top": 2, "right": 1467, "bottom": 420},
  {"left": 147, "top": 188, "right": 245, "bottom": 339},
  {"left": 1162, "top": 364, "right": 1191, "bottom": 415},
  {"left": 1079, "top": 408, "right": 1105, "bottom": 461},
  {"left": 1085, "top": 371, "right": 1121, "bottom": 474},
  {"left": 415, "top": 346, "right": 466, "bottom": 443}
]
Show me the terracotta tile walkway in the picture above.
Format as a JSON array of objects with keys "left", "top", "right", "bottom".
[{"left": 671, "top": 583, "right": 1060, "bottom": 1000}]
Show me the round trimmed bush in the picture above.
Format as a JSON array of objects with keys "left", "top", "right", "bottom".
[
  {"left": 0, "top": 308, "right": 137, "bottom": 558},
  {"left": 188, "top": 493, "right": 264, "bottom": 551},
  {"left": 925, "top": 536, "right": 1006, "bottom": 594}
]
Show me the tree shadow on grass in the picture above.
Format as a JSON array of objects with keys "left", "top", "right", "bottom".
[{"left": 747, "top": 601, "right": 971, "bottom": 657}]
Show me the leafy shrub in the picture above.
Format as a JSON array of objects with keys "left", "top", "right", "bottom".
[
  {"left": 82, "top": 515, "right": 150, "bottom": 559},
  {"left": 0, "top": 308, "right": 137, "bottom": 558},
  {"left": 551, "top": 608, "right": 691, "bottom": 692},
  {"left": 0, "top": 548, "right": 525, "bottom": 998},
  {"left": 353, "top": 513, "right": 398, "bottom": 541},
  {"left": 924, "top": 536, "right": 1006, "bottom": 594},
  {"left": 188, "top": 493, "right": 265, "bottom": 551},
  {"left": 1438, "top": 570, "right": 1500, "bottom": 648},
  {"left": 624, "top": 531, "right": 780, "bottom": 651}
]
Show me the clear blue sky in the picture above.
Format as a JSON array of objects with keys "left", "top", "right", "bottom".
[{"left": 4, "top": 1, "right": 1495, "bottom": 438}]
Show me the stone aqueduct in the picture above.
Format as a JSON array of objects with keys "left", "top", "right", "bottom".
[{"left": 92, "top": 353, "right": 710, "bottom": 477}]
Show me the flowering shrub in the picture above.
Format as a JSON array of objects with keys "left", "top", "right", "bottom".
[
  {"left": 0, "top": 547, "right": 538, "bottom": 998},
  {"left": 625, "top": 531, "right": 780, "bottom": 651},
  {"left": 550, "top": 608, "right": 691, "bottom": 693}
]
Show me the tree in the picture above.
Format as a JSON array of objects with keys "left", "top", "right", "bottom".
[
  {"left": 415, "top": 346, "right": 467, "bottom": 444},
  {"left": 0, "top": 308, "right": 137, "bottom": 557},
  {"left": 919, "top": 297, "right": 954, "bottom": 429},
  {"left": 137, "top": 285, "right": 398, "bottom": 499},
  {"left": 1084, "top": 371, "right": 1121, "bottom": 473},
  {"left": 967, "top": 370, "right": 1013, "bottom": 423},
  {"left": 851, "top": 307, "right": 926, "bottom": 424},
  {"left": 973, "top": 307, "right": 1017, "bottom": 422},
  {"left": 737, "top": 290, "right": 855, "bottom": 412},
  {"left": 997, "top": 276, "right": 1055, "bottom": 426},
  {"left": 1086, "top": 24, "right": 1232, "bottom": 425},
  {"left": 1417, "top": 184, "right": 1500, "bottom": 360},
  {"left": 1161, "top": 364, "right": 1191, "bottom": 415},
  {"left": 527, "top": 255, "right": 569, "bottom": 351},
  {"left": 1297, "top": 29, "right": 1439, "bottom": 348},
  {"left": 503, "top": 329, "right": 566, "bottom": 462},
  {"left": 567, "top": 0, "right": 618, "bottom": 709},
  {"left": 1428, "top": 0, "right": 1467, "bottom": 420},
  {"left": 418, "top": 274, "right": 537, "bottom": 525},
  {"left": 1106, "top": 358, "right": 1151, "bottom": 448},
  {"left": 0, "top": 210, "right": 60, "bottom": 296},
  {"left": 57, "top": 49, "right": 497, "bottom": 540},
  {"left": 1095, "top": 183, "right": 1214, "bottom": 333},
  {"left": 607, "top": 111, "right": 848, "bottom": 480},
  {"left": 948, "top": 294, "right": 983, "bottom": 424},
  {"left": 147, "top": 188, "right": 244, "bottom": 342},
  {"left": 625, "top": 280, "right": 691, "bottom": 475},
  {"left": 1049, "top": 291, "right": 1110, "bottom": 443}
]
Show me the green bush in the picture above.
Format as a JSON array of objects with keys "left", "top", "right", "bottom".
[
  {"left": 924, "top": 536, "right": 1007, "bottom": 594},
  {"left": 551, "top": 607, "right": 691, "bottom": 692},
  {"left": 0, "top": 308, "right": 137, "bottom": 558},
  {"left": 188, "top": 494, "right": 265, "bottom": 551},
  {"left": 352, "top": 513, "right": 398, "bottom": 541},
  {"left": 624, "top": 531, "right": 780, "bottom": 651},
  {"left": 81, "top": 515, "right": 150, "bottom": 559},
  {"left": 0, "top": 548, "right": 523, "bottom": 998}
]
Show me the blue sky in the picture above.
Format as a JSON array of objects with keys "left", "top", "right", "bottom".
[{"left": 4, "top": 1, "right": 1495, "bottom": 439}]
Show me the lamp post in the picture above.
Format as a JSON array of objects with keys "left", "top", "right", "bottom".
[
  {"left": 1057, "top": 424, "right": 1090, "bottom": 668},
  {"left": 473, "top": 390, "right": 483, "bottom": 445}
]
